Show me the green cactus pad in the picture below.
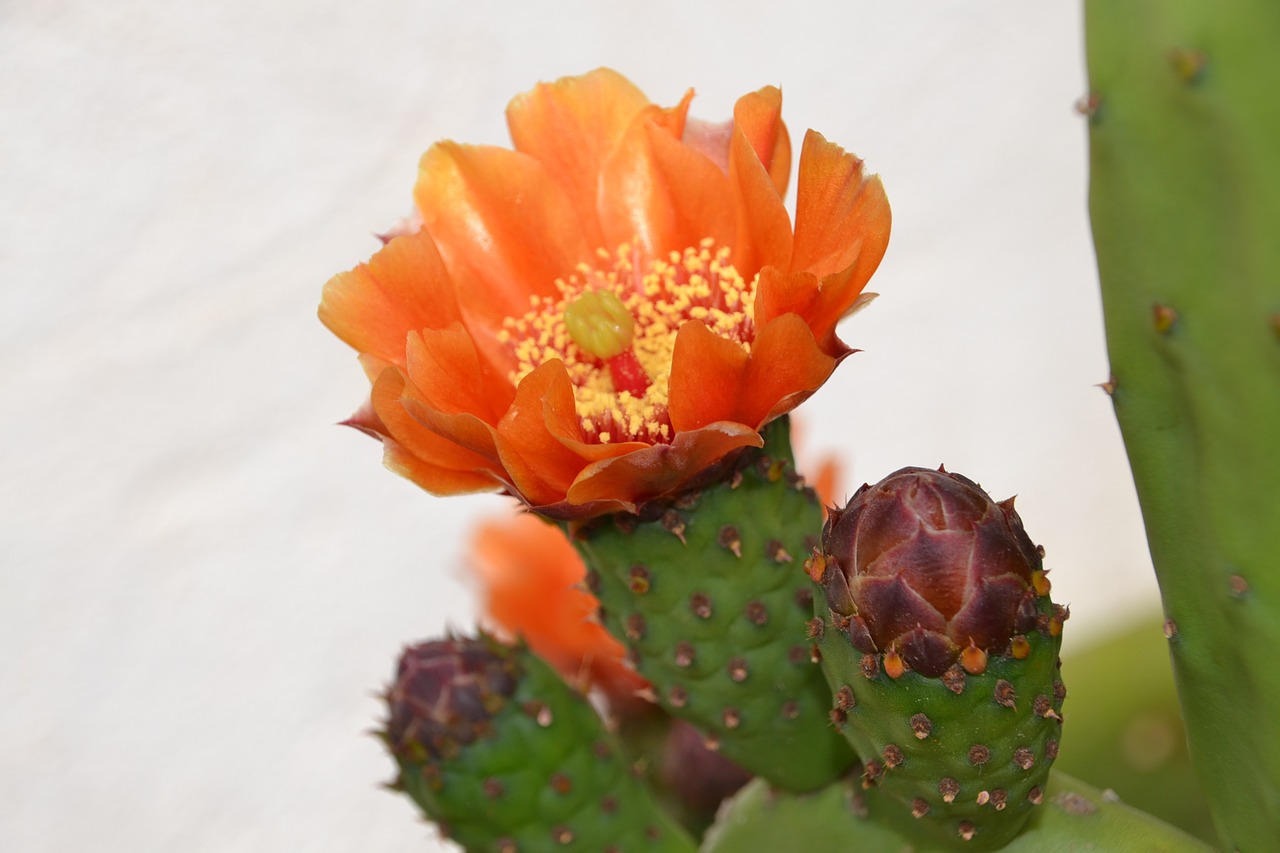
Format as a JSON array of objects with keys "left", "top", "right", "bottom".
[
  {"left": 1085, "top": 2, "right": 1280, "bottom": 846},
  {"left": 701, "top": 771, "right": 1214, "bottom": 853},
  {"left": 569, "top": 418, "right": 856, "bottom": 792},
  {"left": 811, "top": 567, "right": 1064, "bottom": 850},
  {"left": 383, "top": 635, "right": 695, "bottom": 852},
  {"left": 1054, "top": 615, "right": 1216, "bottom": 845}
]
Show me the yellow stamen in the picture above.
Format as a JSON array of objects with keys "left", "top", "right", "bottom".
[{"left": 501, "top": 240, "right": 756, "bottom": 445}]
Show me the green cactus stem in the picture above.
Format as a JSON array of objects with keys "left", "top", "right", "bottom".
[
  {"left": 1085, "top": 2, "right": 1280, "bottom": 846},
  {"left": 568, "top": 417, "right": 857, "bottom": 792},
  {"left": 809, "top": 467, "right": 1065, "bottom": 849},
  {"left": 1053, "top": 615, "right": 1216, "bottom": 845},
  {"left": 381, "top": 634, "right": 695, "bottom": 852},
  {"left": 701, "top": 771, "right": 1214, "bottom": 853}
]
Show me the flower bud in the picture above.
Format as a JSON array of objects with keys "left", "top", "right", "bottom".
[
  {"left": 382, "top": 635, "right": 697, "bottom": 851},
  {"left": 821, "top": 466, "right": 1042, "bottom": 678},
  {"left": 811, "top": 467, "right": 1066, "bottom": 847},
  {"left": 385, "top": 637, "right": 519, "bottom": 763}
]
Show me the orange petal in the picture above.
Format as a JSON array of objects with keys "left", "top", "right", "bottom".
[
  {"left": 381, "top": 439, "right": 500, "bottom": 496},
  {"left": 565, "top": 421, "right": 763, "bottom": 506},
  {"left": 356, "top": 352, "right": 394, "bottom": 384},
  {"left": 598, "top": 93, "right": 734, "bottom": 259},
  {"left": 318, "top": 228, "right": 459, "bottom": 367},
  {"left": 754, "top": 266, "right": 819, "bottom": 327},
  {"left": 415, "top": 142, "right": 592, "bottom": 327},
  {"left": 733, "top": 86, "right": 791, "bottom": 197},
  {"left": 405, "top": 325, "right": 513, "bottom": 423},
  {"left": 396, "top": 330, "right": 506, "bottom": 470},
  {"left": 667, "top": 321, "right": 750, "bottom": 432},
  {"left": 471, "top": 514, "right": 645, "bottom": 695},
  {"left": 808, "top": 263, "right": 873, "bottom": 351},
  {"left": 367, "top": 367, "right": 503, "bottom": 494},
  {"left": 399, "top": 394, "right": 504, "bottom": 477},
  {"left": 761, "top": 261, "right": 880, "bottom": 354},
  {"left": 668, "top": 316, "right": 836, "bottom": 431},
  {"left": 494, "top": 361, "right": 592, "bottom": 507},
  {"left": 746, "top": 314, "right": 841, "bottom": 424},
  {"left": 506, "top": 68, "right": 651, "bottom": 248},
  {"left": 728, "top": 93, "right": 793, "bottom": 276},
  {"left": 791, "top": 130, "right": 891, "bottom": 282}
]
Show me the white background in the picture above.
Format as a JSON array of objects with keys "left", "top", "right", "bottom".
[{"left": 1, "top": 2, "right": 1162, "bottom": 850}]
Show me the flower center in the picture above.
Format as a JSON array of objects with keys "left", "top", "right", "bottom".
[{"left": 499, "top": 239, "right": 756, "bottom": 445}]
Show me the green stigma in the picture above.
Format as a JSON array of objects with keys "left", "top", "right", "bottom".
[{"left": 564, "top": 290, "right": 635, "bottom": 360}]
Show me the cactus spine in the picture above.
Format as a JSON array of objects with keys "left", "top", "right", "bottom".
[
  {"left": 569, "top": 418, "right": 857, "bottom": 792},
  {"left": 1085, "top": 1, "right": 1280, "bottom": 846},
  {"left": 382, "top": 635, "right": 696, "bottom": 852}
]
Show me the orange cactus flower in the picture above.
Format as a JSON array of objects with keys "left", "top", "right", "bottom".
[
  {"left": 321, "top": 68, "right": 890, "bottom": 518},
  {"left": 468, "top": 512, "right": 647, "bottom": 699}
]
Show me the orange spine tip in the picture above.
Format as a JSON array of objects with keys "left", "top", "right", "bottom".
[
  {"left": 883, "top": 649, "right": 906, "bottom": 679},
  {"left": 960, "top": 643, "right": 988, "bottom": 675}
]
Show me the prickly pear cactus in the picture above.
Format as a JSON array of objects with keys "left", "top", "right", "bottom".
[
  {"left": 808, "top": 467, "right": 1066, "bottom": 849},
  {"left": 1085, "top": 2, "right": 1280, "bottom": 847},
  {"left": 381, "top": 634, "right": 695, "bottom": 852},
  {"left": 702, "top": 771, "right": 1214, "bottom": 853},
  {"left": 569, "top": 418, "right": 856, "bottom": 792}
]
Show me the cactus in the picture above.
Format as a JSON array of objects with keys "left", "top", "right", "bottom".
[
  {"left": 1085, "top": 1, "right": 1280, "bottom": 846},
  {"left": 808, "top": 467, "right": 1065, "bottom": 849},
  {"left": 568, "top": 417, "right": 857, "bottom": 792},
  {"left": 701, "top": 771, "right": 1214, "bottom": 853},
  {"left": 314, "top": 50, "right": 1280, "bottom": 851},
  {"left": 381, "top": 634, "right": 695, "bottom": 852},
  {"left": 1052, "top": 616, "right": 1216, "bottom": 844}
]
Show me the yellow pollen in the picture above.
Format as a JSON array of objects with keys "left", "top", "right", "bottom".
[{"left": 501, "top": 241, "right": 757, "bottom": 445}]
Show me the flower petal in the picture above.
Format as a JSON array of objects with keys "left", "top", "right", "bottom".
[
  {"left": 791, "top": 130, "right": 891, "bottom": 282},
  {"left": 494, "top": 361, "right": 594, "bottom": 507},
  {"left": 732, "top": 85, "right": 791, "bottom": 197},
  {"left": 470, "top": 514, "right": 647, "bottom": 696},
  {"left": 599, "top": 93, "right": 734, "bottom": 259},
  {"left": 366, "top": 367, "right": 503, "bottom": 495},
  {"left": 399, "top": 329, "right": 506, "bottom": 467},
  {"left": 318, "top": 228, "right": 459, "bottom": 368},
  {"left": 754, "top": 265, "right": 864, "bottom": 357},
  {"left": 746, "top": 314, "right": 841, "bottom": 423},
  {"left": 415, "top": 142, "right": 593, "bottom": 329},
  {"left": 565, "top": 421, "right": 762, "bottom": 506},
  {"left": 405, "top": 325, "right": 513, "bottom": 423},
  {"left": 728, "top": 89, "right": 793, "bottom": 276},
  {"left": 506, "top": 68, "right": 651, "bottom": 249},
  {"left": 667, "top": 315, "right": 836, "bottom": 432}
]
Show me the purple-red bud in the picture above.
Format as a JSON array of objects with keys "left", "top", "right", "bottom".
[
  {"left": 385, "top": 637, "right": 520, "bottom": 763},
  {"left": 822, "top": 467, "right": 1042, "bottom": 677}
]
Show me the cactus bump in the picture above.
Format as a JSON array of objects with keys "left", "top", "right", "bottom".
[
  {"left": 381, "top": 634, "right": 696, "bottom": 852},
  {"left": 808, "top": 466, "right": 1066, "bottom": 849}
]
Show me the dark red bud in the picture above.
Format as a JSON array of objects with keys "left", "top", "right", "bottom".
[{"left": 822, "top": 467, "right": 1041, "bottom": 675}]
